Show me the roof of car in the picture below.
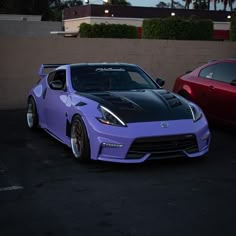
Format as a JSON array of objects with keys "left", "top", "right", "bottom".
[
  {"left": 69, "top": 62, "right": 138, "bottom": 67},
  {"left": 208, "top": 59, "right": 236, "bottom": 63}
]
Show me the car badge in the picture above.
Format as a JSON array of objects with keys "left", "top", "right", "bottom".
[{"left": 161, "top": 122, "right": 169, "bottom": 128}]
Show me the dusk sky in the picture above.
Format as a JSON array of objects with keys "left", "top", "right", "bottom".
[
  {"left": 128, "top": 0, "right": 230, "bottom": 10},
  {"left": 90, "top": 1, "right": 233, "bottom": 10},
  {"left": 128, "top": 0, "right": 158, "bottom": 7}
]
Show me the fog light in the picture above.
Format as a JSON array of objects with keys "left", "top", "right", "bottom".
[{"left": 102, "top": 143, "right": 123, "bottom": 148}]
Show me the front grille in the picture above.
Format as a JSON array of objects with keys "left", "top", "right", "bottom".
[{"left": 126, "top": 134, "right": 198, "bottom": 159}]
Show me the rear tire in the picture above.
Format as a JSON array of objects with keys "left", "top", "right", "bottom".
[
  {"left": 70, "top": 115, "right": 90, "bottom": 162},
  {"left": 26, "top": 97, "right": 38, "bottom": 129}
]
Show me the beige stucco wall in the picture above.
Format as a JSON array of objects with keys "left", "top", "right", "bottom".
[{"left": 0, "top": 36, "right": 236, "bottom": 109}]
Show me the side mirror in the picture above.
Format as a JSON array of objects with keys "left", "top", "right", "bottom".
[
  {"left": 156, "top": 78, "right": 165, "bottom": 87},
  {"left": 50, "top": 80, "right": 64, "bottom": 90},
  {"left": 230, "top": 80, "right": 236, "bottom": 86},
  {"left": 185, "top": 70, "right": 192, "bottom": 74}
]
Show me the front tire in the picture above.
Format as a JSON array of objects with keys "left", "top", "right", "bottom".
[
  {"left": 70, "top": 115, "right": 90, "bottom": 162},
  {"left": 26, "top": 97, "right": 38, "bottom": 129}
]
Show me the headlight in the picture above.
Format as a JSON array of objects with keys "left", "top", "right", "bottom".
[
  {"left": 97, "top": 105, "right": 127, "bottom": 127},
  {"left": 189, "top": 103, "right": 202, "bottom": 122}
]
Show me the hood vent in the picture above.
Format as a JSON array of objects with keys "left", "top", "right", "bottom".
[
  {"left": 95, "top": 93, "right": 142, "bottom": 112},
  {"left": 159, "top": 90, "right": 182, "bottom": 108}
]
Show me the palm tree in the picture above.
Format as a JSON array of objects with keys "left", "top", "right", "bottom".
[
  {"left": 184, "top": 0, "right": 192, "bottom": 9},
  {"left": 222, "top": 0, "right": 233, "bottom": 11},
  {"left": 193, "top": 0, "right": 209, "bottom": 9},
  {"left": 156, "top": 1, "right": 184, "bottom": 8},
  {"left": 212, "top": 0, "right": 234, "bottom": 10},
  {"left": 103, "top": 0, "right": 131, "bottom": 6},
  {"left": 156, "top": 1, "right": 170, "bottom": 8}
]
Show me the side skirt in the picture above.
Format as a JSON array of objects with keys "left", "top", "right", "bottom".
[{"left": 44, "top": 128, "right": 71, "bottom": 147}]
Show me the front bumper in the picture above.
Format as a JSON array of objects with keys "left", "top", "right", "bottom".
[{"left": 85, "top": 117, "right": 210, "bottom": 163}]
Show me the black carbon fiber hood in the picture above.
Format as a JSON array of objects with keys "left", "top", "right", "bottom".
[{"left": 79, "top": 89, "right": 192, "bottom": 123}]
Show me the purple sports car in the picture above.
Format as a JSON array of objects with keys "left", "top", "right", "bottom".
[{"left": 27, "top": 63, "right": 210, "bottom": 163}]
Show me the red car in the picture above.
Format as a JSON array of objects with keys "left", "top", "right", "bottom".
[{"left": 173, "top": 59, "right": 236, "bottom": 127}]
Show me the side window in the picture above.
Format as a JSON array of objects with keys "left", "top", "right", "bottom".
[
  {"left": 47, "top": 70, "right": 66, "bottom": 90},
  {"left": 213, "top": 62, "right": 236, "bottom": 84},
  {"left": 199, "top": 64, "right": 216, "bottom": 79},
  {"left": 47, "top": 71, "right": 56, "bottom": 85},
  {"left": 54, "top": 70, "right": 66, "bottom": 86}
]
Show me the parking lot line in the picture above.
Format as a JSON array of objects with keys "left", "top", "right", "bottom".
[{"left": 0, "top": 186, "right": 24, "bottom": 192}]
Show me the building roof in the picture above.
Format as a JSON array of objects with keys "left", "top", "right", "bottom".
[{"left": 64, "top": 4, "right": 232, "bottom": 22}]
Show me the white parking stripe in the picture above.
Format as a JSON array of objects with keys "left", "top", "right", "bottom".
[{"left": 0, "top": 186, "right": 24, "bottom": 192}]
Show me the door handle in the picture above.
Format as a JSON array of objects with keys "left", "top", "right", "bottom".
[{"left": 209, "top": 85, "right": 215, "bottom": 90}]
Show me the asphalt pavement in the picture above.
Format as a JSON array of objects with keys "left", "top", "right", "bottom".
[{"left": 0, "top": 109, "right": 236, "bottom": 236}]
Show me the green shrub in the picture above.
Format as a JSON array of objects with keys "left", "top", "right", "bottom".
[
  {"left": 230, "top": 14, "right": 236, "bottom": 41},
  {"left": 142, "top": 17, "right": 213, "bottom": 40},
  {"left": 79, "top": 23, "right": 93, "bottom": 37},
  {"left": 79, "top": 23, "right": 138, "bottom": 38}
]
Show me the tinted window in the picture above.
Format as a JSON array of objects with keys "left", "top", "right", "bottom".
[
  {"left": 70, "top": 65, "right": 158, "bottom": 92},
  {"left": 213, "top": 62, "right": 236, "bottom": 83},
  {"left": 199, "top": 64, "right": 216, "bottom": 79},
  {"left": 47, "top": 70, "right": 66, "bottom": 89},
  {"left": 199, "top": 62, "right": 236, "bottom": 84},
  {"left": 47, "top": 71, "right": 56, "bottom": 84}
]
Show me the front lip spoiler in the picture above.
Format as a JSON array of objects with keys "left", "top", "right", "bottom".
[
  {"left": 98, "top": 154, "right": 150, "bottom": 163},
  {"left": 97, "top": 146, "right": 209, "bottom": 163}
]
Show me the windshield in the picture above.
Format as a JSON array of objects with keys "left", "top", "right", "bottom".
[{"left": 70, "top": 65, "right": 159, "bottom": 92}]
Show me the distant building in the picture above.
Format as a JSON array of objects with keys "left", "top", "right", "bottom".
[
  {"left": 0, "top": 14, "right": 42, "bottom": 21},
  {"left": 63, "top": 4, "right": 231, "bottom": 40},
  {"left": 0, "top": 14, "right": 62, "bottom": 37}
]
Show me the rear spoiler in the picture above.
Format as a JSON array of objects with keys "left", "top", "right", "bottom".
[{"left": 38, "top": 64, "right": 68, "bottom": 77}]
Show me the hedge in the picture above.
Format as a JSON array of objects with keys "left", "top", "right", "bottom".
[
  {"left": 142, "top": 17, "right": 213, "bottom": 40},
  {"left": 230, "top": 14, "right": 236, "bottom": 41},
  {"left": 79, "top": 23, "right": 138, "bottom": 38}
]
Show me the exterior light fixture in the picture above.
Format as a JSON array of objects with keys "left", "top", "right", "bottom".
[
  {"left": 105, "top": 9, "right": 109, "bottom": 14},
  {"left": 227, "top": 15, "right": 231, "bottom": 19},
  {"left": 171, "top": 12, "right": 175, "bottom": 16}
]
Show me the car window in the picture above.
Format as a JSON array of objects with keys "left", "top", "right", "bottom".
[
  {"left": 128, "top": 71, "right": 152, "bottom": 88},
  {"left": 47, "top": 70, "right": 66, "bottom": 90},
  {"left": 47, "top": 71, "right": 56, "bottom": 84},
  {"left": 199, "top": 64, "right": 216, "bottom": 79},
  {"left": 212, "top": 62, "right": 236, "bottom": 84},
  {"left": 71, "top": 65, "right": 158, "bottom": 92}
]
